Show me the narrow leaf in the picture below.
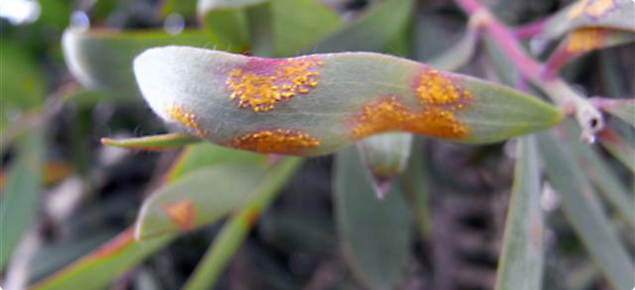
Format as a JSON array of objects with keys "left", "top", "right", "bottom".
[
  {"left": 398, "top": 139, "right": 431, "bottom": 238},
  {"left": 309, "top": 0, "right": 413, "bottom": 53},
  {"left": 564, "top": 122, "right": 635, "bottom": 229},
  {"left": 133, "top": 47, "right": 562, "bottom": 156},
  {"left": 62, "top": 28, "right": 212, "bottom": 95},
  {"left": 197, "top": 0, "right": 266, "bottom": 51},
  {"left": 101, "top": 133, "right": 201, "bottom": 151},
  {"left": 591, "top": 97, "right": 635, "bottom": 127},
  {"left": 135, "top": 165, "right": 269, "bottom": 240},
  {"left": 494, "top": 136, "right": 544, "bottom": 290},
  {"left": 180, "top": 157, "right": 302, "bottom": 290},
  {"left": 0, "top": 129, "right": 44, "bottom": 270},
  {"left": 271, "top": 0, "right": 341, "bottom": 56},
  {"left": 31, "top": 229, "right": 174, "bottom": 290},
  {"left": 543, "top": 28, "right": 635, "bottom": 78},
  {"left": 538, "top": 0, "right": 635, "bottom": 42},
  {"left": 165, "top": 143, "right": 267, "bottom": 182},
  {"left": 428, "top": 28, "right": 480, "bottom": 72},
  {"left": 598, "top": 127, "right": 635, "bottom": 173},
  {"left": 334, "top": 146, "right": 410, "bottom": 290},
  {"left": 538, "top": 129, "right": 634, "bottom": 290}
]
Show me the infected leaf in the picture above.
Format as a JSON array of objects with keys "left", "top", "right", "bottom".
[{"left": 132, "top": 47, "right": 562, "bottom": 156}]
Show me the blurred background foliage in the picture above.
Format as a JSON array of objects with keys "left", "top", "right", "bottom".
[{"left": 0, "top": 0, "right": 634, "bottom": 290}]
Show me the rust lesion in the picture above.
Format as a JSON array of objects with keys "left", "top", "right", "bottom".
[
  {"left": 351, "top": 96, "right": 469, "bottom": 140},
  {"left": 226, "top": 57, "right": 323, "bottom": 112},
  {"left": 566, "top": 28, "right": 609, "bottom": 53},
  {"left": 230, "top": 129, "right": 320, "bottom": 155},
  {"left": 568, "top": 0, "right": 616, "bottom": 19},
  {"left": 165, "top": 105, "right": 208, "bottom": 138},
  {"left": 415, "top": 68, "right": 472, "bottom": 108},
  {"left": 163, "top": 199, "right": 196, "bottom": 231}
]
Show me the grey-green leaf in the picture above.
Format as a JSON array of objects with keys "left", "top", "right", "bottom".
[
  {"left": 334, "top": 146, "right": 410, "bottom": 290},
  {"left": 494, "top": 136, "right": 544, "bottom": 290},
  {"left": 0, "top": 129, "right": 44, "bottom": 270},
  {"left": 538, "top": 128, "right": 634, "bottom": 290}
]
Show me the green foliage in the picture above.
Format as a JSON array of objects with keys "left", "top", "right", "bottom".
[{"left": 0, "top": 0, "right": 633, "bottom": 289}]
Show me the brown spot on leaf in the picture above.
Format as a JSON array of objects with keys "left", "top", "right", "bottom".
[
  {"left": 163, "top": 199, "right": 196, "bottom": 231},
  {"left": 230, "top": 129, "right": 320, "bottom": 155}
]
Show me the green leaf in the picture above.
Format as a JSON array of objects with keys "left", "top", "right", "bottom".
[
  {"left": 356, "top": 133, "right": 413, "bottom": 198},
  {"left": 62, "top": 28, "right": 212, "bottom": 95},
  {"left": 133, "top": 47, "right": 563, "bottom": 156},
  {"left": 309, "top": 0, "right": 413, "bottom": 53},
  {"left": 494, "top": 136, "right": 544, "bottom": 290},
  {"left": 543, "top": 28, "right": 635, "bottom": 77},
  {"left": 270, "top": 0, "right": 341, "bottom": 56},
  {"left": 134, "top": 164, "right": 269, "bottom": 240},
  {"left": 0, "top": 41, "right": 46, "bottom": 133},
  {"left": 334, "top": 146, "right": 410, "bottom": 290},
  {"left": 101, "top": 133, "right": 201, "bottom": 151},
  {"left": 592, "top": 98, "right": 635, "bottom": 127},
  {"left": 31, "top": 229, "right": 175, "bottom": 290},
  {"left": 180, "top": 157, "right": 302, "bottom": 290},
  {"left": 0, "top": 129, "right": 44, "bottom": 270},
  {"left": 564, "top": 122, "right": 635, "bottom": 229},
  {"left": 165, "top": 143, "right": 267, "bottom": 182},
  {"left": 538, "top": 129, "right": 634, "bottom": 290},
  {"left": 538, "top": 0, "right": 635, "bottom": 42},
  {"left": 161, "top": 0, "right": 198, "bottom": 18},
  {"left": 398, "top": 139, "right": 431, "bottom": 238},
  {"left": 428, "top": 29, "right": 480, "bottom": 72},
  {"left": 598, "top": 127, "right": 635, "bottom": 173},
  {"left": 197, "top": 0, "right": 266, "bottom": 51}
]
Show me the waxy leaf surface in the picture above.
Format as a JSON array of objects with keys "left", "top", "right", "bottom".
[{"left": 133, "top": 46, "right": 562, "bottom": 156}]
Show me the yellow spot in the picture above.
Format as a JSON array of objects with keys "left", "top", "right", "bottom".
[
  {"left": 352, "top": 96, "right": 468, "bottom": 140},
  {"left": 163, "top": 199, "right": 195, "bottom": 231},
  {"left": 226, "top": 57, "right": 322, "bottom": 112},
  {"left": 568, "top": 0, "right": 615, "bottom": 18},
  {"left": 165, "top": 105, "right": 207, "bottom": 137},
  {"left": 566, "top": 28, "right": 607, "bottom": 52},
  {"left": 585, "top": 0, "right": 615, "bottom": 17},
  {"left": 230, "top": 129, "right": 320, "bottom": 155},
  {"left": 416, "top": 69, "right": 471, "bottom": 107}
]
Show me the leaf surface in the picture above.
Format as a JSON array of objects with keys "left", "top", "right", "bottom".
[
  {"left": 133, "top": 47, "right": 562, "bottom": 156},
  {"left": 334, "top": 146, "right": 410, "bottom": 290}
]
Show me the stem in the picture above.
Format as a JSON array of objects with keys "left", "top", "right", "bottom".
[{"left": 454, "top": 0, "right": 604, "bottom": 140}]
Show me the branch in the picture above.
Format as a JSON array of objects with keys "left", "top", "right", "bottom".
[{"left": 454, "top": 0, "right": 604, "bottom": 141}]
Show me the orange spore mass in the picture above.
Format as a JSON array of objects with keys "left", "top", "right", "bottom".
[
  {"left": 230, "top": 129, "right": 320, "bottom": 154},
  {"left": 566, "top": 28, "right": 609, "bottom": 53},
  {"left": 163, "top": 199, "right": 196, "bottom": 231},
  {"left": 226, "top": 57, "right": 322, "bottom": 112},
  {"left": 165, "top": 105, "right": 207, "bottom": 137}
]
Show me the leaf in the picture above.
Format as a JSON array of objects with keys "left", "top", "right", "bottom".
[
  {"left": 165, "top": 143, "right": 267, "bottom": 182},
  {"left": 356, "top": 133, "right": 413, "bottom": 198},
  {"left": 0, "top": 41, "right": 46, "bottom": 133},
  {"left": 134, "top": 164, "right": 268, "bottom": 240},
  {"left": 398, "top": 139, "right": 431, "bottom": 238},
  {"left": 180, "top": 157, "right": 302, "bottom": 290},
  {"left": 537, "top": 0, "right": 635, "bottom": 42},
  {"left": 270, "top": 0, "right": 341, "bottom": 56},
  {"left": 197, "top": 0, "right": 266, "bottom": 51},
  {"left": 494, "top": 136, "right": 544, "bottom": 290},
  {"left": 30, "top": 229, "right": 175, "bottom": 290},
  {"left": 542, "top": 28, "right": 635, "bottom": 78},
  {"left": 428, "top": 28, "right": 480, "bottom": 72},
  {"left": 161, "top": 0, "right": 198, "bottom": 18},
  {"left": 61, "top": 28, "right": 212, "bottom": 95},
  {"left": 598, "top": 127, "right": 635, "bottom": 173},
  {"left": 334, "top": 146, "right": 410, "bottom": 290},
  {"left": 591, "top": 98, "right": 635, "bottom": 127},
  {"left": 538, "top": 129, "right": 634, "bottom": 290},
  {"left": 101, "top": 133, "right": 201, "bottom": 151},
  {"left": 308, "top": 0, "right": 413, "bottom": 53},
  {"left": 0, "top": 129, "right": 44, "bottom": 270},
  {"left": 133, "top": 47, "right": 563, "bottom": 156},
  {"left": 564, "top": 122, "right": 635, "bottom": 229}
]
